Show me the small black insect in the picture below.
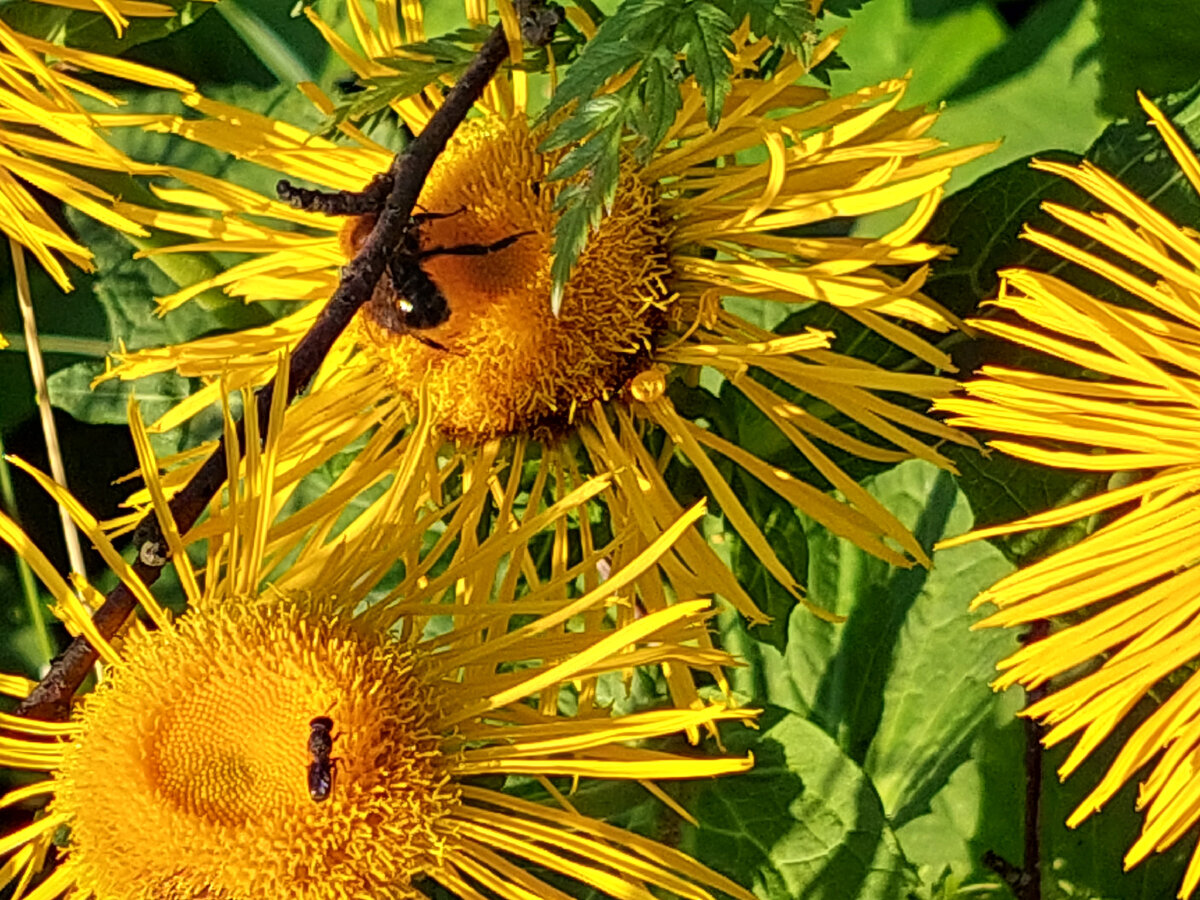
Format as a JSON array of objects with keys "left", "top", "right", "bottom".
[
  {"left": 307, "top": 715, "right": 336, "bottom": 802},
  {"left": 367, "top": 209, "right": 533, "bottom": 347}
]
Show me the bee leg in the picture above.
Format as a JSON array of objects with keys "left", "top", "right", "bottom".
[
  {"left": 277, "top": 172, "right": 394, "bottom": 215},
  {"left": 410, "top": 332, "right": 448, "bottom": 352},
  {"left": 412, "top": 205, "right": 467, "bottom": 224},
  {"left": 419, "top": 231, "right": 535, "bottom": 259}
]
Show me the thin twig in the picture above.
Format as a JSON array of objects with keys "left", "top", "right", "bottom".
[
  {"left": 10, "top": 238, "right": 87, "bottom": 578},
  {"left": 15, "top": 10, "right": 559, "bottom": 721}
]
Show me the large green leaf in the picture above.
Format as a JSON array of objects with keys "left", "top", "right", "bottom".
[
  {"left": 830, "top": 0, "right": 1107, "bottom": 197},
  {"left": 892, "top": 697, "right": 1025, "bottom": 890},
  {"left": 784, "top": 461, "right": 1015, "bottom": 765},
  {"left": 43, "top": 214, "right": 258, "bottom": 453},
  {"left": 0, "top": 253, "right": 108, "bottom": 430},
  {"left": 719, "top": 460, "right": 1018, "bottom": 849},
  {"left": 1093, "top": 0, "right": 1200, "bottom": 118},
  {"left": 857, "top": 468, "right": 1016, "bottom": 828},
  {"left": 682, "top": 708, "right": 916, "bottom": 900}
]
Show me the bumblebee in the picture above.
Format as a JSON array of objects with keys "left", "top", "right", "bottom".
[{"left": 369, "top": 209, "right": 533, "bottom": 344}]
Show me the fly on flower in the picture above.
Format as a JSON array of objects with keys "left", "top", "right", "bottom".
[{"left": 306, "top": 716, "right": 337, "bottom": 802}]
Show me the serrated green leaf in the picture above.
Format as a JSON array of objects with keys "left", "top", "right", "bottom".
[
  {"left": 541, "top": 94, "right": 628, "bottom": 154},
  {"left": 672, "top": 2, "right": 735, "bottom": 128},
  {"left": 340, "top": 61, "right": 465, "bottom": 123},
  {"left": 635, "top": 49, "right": 682, "bottom": 161},
  {"left": 681, "top": 708, "right": 917, "bottom": 899},
  {"left": 807, "top": 47, "right": 849, "bottom": 86},
  {"left": 388, "top": 24, "right": 493, "bottom": 61},
  {"left": 727, "top": 0, "right": 814, "bottom": 52},
  {"left": 548, "top": 114, "right": 623, "bottom": 313},
  {"left": 541, "top": 40, "right": 646, "bottom": 123}
]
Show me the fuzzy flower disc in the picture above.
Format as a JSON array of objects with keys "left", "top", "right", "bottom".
[
  {"left": 53, "top": 597, "right": 452, "bottom": 900},
  {"left": 346, "top": 116, "right": 672, "bottom": 441}
]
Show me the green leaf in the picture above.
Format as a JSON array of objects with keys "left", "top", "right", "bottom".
[
  {"left": 0, "top": 0, "right": 213, "bottom": 56},
  {"left": 682, "top": 708, "right": 917, "bottom": 899},
  {"left": 858, "top": 468, "right": 1017, "bottom": 828},
  {"left": 892, "top": 700, "right": 1025, "bottom": 889},
  {"left": 67, "top": 212, "right": 267, "bottom": 350},
  {"left": 726, "top": 0, "right": 815, "bottom": 52},
  {"left": 717, "top": 459, "right": 1019, "bottom": 846},
  {"left": 785, "top": 461, "right": 1015, "bottom": 768},
  {"left": 541, "top": 35, "right": 648, "bottom": 121},
  {"left": 671, "top": 2, "right": 735, "bottom": 128},
  {"left": 829, "top": 0, "right": 1108, "bottom": 196},
  {"left": 541, "top": 94, "right": 628, "bottom": 155},
  {"left": 47, "top": 362, "right": 188, "bottom": 427},
  {"left": 634, "top": 48, "right": 682, "bottom": 162},
  {"left": 46, "top": 214, "right": 255, "bottom": 454},
  {"left": 547, "top": 109, "right": 624, "bottom": 313},
  {"left": 334, "top": 61, "right": 467, "bottom": 127}
]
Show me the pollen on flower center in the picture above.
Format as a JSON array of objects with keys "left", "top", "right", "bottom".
[
  {"left": 53, "top": 597, "right": 455, "bottom": 900},
  {"left": 346, "top": 116, "right": 674, "bottom": 441}
]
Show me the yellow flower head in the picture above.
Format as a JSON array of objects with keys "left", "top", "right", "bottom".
[
  {"left": 55, "top": 597, "right": 453, "bottom": 900},
  {"left": 937, "top": 95, "right": 1200, "bottom": 897},
  {"left": 0, "top": 386, "right": 755, "bottom": 900},
  {"left": 93, "top": 0, "right": 993, "bottom": 625},
  {"left": 344, "top": 115, "right": 670, "bottom": 440}
]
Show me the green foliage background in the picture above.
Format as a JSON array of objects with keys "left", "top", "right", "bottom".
[{"left": 2, "top": 0, "right": 1199, "bottom": 898}]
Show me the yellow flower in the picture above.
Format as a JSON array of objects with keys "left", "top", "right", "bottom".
[
  {"left": 0, "top": 384, "right": 755, "bottom": 900},
  {"left": 94, "top": 0, "right": 991, "bottom": 626},
  {"left": 936, "top": 95, "right": 1200, "bottom": 897},
  {"left": 0, "top": 0, "right": 200, "bottom": 288}
]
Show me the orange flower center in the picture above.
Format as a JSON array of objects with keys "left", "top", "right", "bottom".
[
  {"left": 344, "top": 116, "right": 673, "bottom": 441},
  {"left": 53, "top": 597, "right": 454, "bottom": 900}
]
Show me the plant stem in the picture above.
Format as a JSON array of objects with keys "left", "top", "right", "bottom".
[{"left": 10, "top": 239, "right": 87, "bottom": 578}]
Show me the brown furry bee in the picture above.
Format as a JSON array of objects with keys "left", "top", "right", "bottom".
[{"left": 367, "top": 209, "right": 532, "bottom": 343}]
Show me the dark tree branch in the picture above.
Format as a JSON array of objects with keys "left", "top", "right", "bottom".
[{"left": 16, "top": 6, "right": 560, "bottom": 721}]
